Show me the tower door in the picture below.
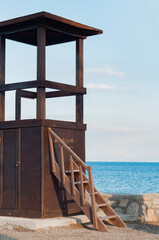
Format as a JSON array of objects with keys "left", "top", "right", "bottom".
[{"left": 2, "top": 130, "right": 17, "bottom": 210}]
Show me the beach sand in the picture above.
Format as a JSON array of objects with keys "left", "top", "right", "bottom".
[{"left": 0, "top": 222, "right": 159, "bottom": 240}]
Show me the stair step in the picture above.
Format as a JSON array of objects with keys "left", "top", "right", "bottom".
[
  {"left": 74, "top": 180, "right": 89, "bottom": 185},
  {"left": 97, "top": 203, "right": 108, "bottom": 208},
  {"left": 48, "top": 128, "right": 127, "bottom": 232},
  {"left": 100, "top": 215, "right": 117, "bottom": 220},
  {"left": 65, "top": 170, "right": 80, "bottom": 174}
]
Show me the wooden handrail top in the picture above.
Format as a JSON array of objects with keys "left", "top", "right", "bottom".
[{"left": 48, "top": 127, "right": 87, "bottom": 169}]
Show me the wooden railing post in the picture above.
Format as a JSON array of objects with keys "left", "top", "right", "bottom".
[
  {"left": 79, "top": 165, "right": 85, "bottom": 206},
  {"left": 0, "top": 36, "right": 5, "bottom": 122},
  {"left": 15, "top": 90, "right": 21, "bottom": 120},
  {"left": 60, "top": 144, "right": 65, "bottom": 185},
  {"left": 37, "top": 27, "right": 46, "bottom": 119},
  {"left": 87, "top": 166, "right": 98, "bottom": 229},
  {"left": 76, "top": 39, "right": 83, "bottom": 123},
  {"left": 70, "top": 155, "right": 75, "bottom": 196},
  {"left": 48, "top": 129, "right": 56, "bottom": 173}
]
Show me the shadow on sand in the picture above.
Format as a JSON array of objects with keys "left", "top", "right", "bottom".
[{"left": 127, "top": 222, "right": 159, "bottom": 235}]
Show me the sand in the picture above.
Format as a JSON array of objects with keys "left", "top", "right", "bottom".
[{"left": 0, "top": 222, "right": 159, "bottom": 240}]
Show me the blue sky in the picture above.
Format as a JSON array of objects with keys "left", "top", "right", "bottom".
[{"left": 1, "top": 0, "right": 159, "bottom": 162}]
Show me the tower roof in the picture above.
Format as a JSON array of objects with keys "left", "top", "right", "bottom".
[{"left": 0, "top": 11, "right": 103, "bottom": 46}]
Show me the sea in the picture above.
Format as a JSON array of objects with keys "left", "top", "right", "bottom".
[{"left": 86, "top": 162, "right": 159, "bottom": 194}]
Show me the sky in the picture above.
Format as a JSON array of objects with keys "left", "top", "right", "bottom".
[{"left": 1, "top": 0, "right": 159, "bottom": 162}]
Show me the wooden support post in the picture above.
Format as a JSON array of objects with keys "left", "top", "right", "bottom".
[
  {"left": 15, "top": 90, "right": 21, "bottom": 120},
  {"left": 76, "top": 39, "right": 83, "bottom": 123},
  {"left": 70, "top": 155, "right": 75, "bottom": 196},
  {"left": 60, "top": 144, "right": 65, "bottom": 185},
  {"left": 79, "top": 165, "right": 85, "bottom": 206},
  {"left": 37, "top": 27, "right": 46, "bottom": 119},
  {"left": 87, "top": 166, "right": 98, "bottom": 230},
  {"left": 48, "top": 130, "right": 56, "bottom": 173},
  {"left": 0, "top": 37, "right": 4, "bottom": 207},
  {"left": 0, "top": 37, "right": 5, "bottom": 121}
]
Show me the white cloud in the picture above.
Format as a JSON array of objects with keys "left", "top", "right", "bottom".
[
  {"left": 86, "top": 64, "right": 124, "bottom": 78},
  {"left": 86, "top": 83, "right": 115, "bottom": 90},
  {"left": 86, "top": 83, "right": 130, "bottom": 90}
]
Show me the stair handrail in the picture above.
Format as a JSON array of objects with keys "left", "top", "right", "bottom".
[
  {"left": 48, "top": 128, "right": 87, "bottom": 170},
  {"left": 48, "top": 127, "right": 126, "bottom": 232}
]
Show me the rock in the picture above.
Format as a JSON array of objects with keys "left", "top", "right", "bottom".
[
  {"left": 126, "top": 202, "right": 139, "bottom": 216},
  {"left": 143, "top": 201, "right": 152, "bottom": 208},
  {"left": 155, "top": 210, "right": 159, "bottom": 220},
  {"left": 143, "top": 196, "right": 152, "bottom": 201},
  {"left": 108, "top": 200, "right": 114, "bottom": 205},
  {"left": 110, "top": 200, "right": 118, "bottom": 208},
  {"left": 142, "top": 204, "right": 147, "bottom": 212},
  {"left": 153, "top": 199, "right": 159, "bottom": 205},
  {"left": 99, "top": 193, "right": 159, "bottom": 223},
  {"left": 114, "top": 208, "right": 123, "bottom": 215},
  {"left": 152, "top": 204, "right": 159, "bottom": 209},
  {"left": 119, "top": 214, "right": 138, "bottom": 222},
  {"left": 145, "top": 209, "right": 158, "bottom": 222},
  {"left": 119, "top": 199, "right": 129, "bottom": 208}
]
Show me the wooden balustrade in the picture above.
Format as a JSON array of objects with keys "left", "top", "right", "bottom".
[
  {"left": 70, "top": 155, "right": 75, "bottom": 196},
  {"left": 60, "top": 144, "right": 65, "bottom": 185},
  {"left": 87, "top": 166, "right": 98, "bottom": 230},
  {"left": 79, "top": 165, "right": 85, "bottom": 206},
  {"left": 48, "top": 128, "right": 87, "bottom": 169},
  {"left": 48, "top": 127, "right": 126, "bottom": 232},
  {"left": 48, "top": 132, "right": 56, "bottom": 173}
]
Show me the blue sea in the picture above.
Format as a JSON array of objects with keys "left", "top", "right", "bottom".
[{"left": 86, "top": 162, "right": 159, "bottom": 194}]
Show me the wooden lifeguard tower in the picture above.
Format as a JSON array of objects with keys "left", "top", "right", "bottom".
[{"left": 0, "top": 12, "right": 126, "bottom": 232}]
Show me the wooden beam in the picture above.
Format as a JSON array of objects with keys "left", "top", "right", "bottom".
[
  {"left": 0, "top": 37, "right": 5, "bottom": 121},
  {"left": 2, "top": 25, "right": 86, "bottom": 42},
  {"left": 46, "top": 90, "right": 75, "bottom": 98},
  {"left": 0, "top": 25, "right": 37, "bottom": 36},
  {"left": 0, "top": 80, "right": 86, "bottom": 94},
  {"left": 0, "top": 120, "right": 86, "bottom": 131},
  {"left": 20, "top": 89, "right": 36, "bottom": 99},
  {"left": 16, "top": 90, "right": 75, "bottom": 99},
  {"left": 37, "top": 27, "right": 46, "bottom": 119},
  {"left": 15, "top": 90, "right": 21, "bottom": 120},
  {"left": 76, "top": 39, "right": 83, "bottom": 123},
  {"left": 0, "top": 80, "right": 39, "bottom": 92},
  {"left": 44, "top": 80, "right": 86, "bottom": 94},
  {"left": 45, "top": 25, "right": 86, "bottom": 39}
]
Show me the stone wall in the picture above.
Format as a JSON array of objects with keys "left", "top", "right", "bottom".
[{"left": 102, "top": 193, "right": 159, "bottom": 222}]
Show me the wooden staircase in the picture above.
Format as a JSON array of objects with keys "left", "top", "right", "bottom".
[{"left": 48, "top": 128, "right": 127, "bottom": 232}]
